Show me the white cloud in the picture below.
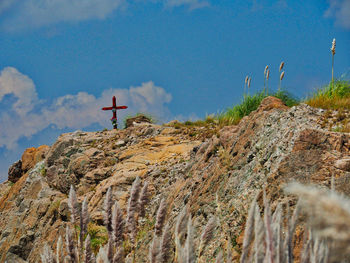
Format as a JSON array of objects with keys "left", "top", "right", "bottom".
[
  {"left": 325, "top": 0, "right": 350, "bottom": 30},
  {"left": 0, "top": 0, "right": 210, "bottom": 31},
  {"left": 0, "top": 67, "right": 172, "bottom": 150},
  {"left": 2, "top": 0, "right": 125, "bottom": 30},
  {"left": 165, "top": 0, "right": 209, "bottom": 10},
  {"left": 0, "top": 67, "right": 38, "bottom": 116}
]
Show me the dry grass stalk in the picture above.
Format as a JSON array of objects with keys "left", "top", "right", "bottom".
[
  {"left": 84, "top": 235, "right": 95, "bottom": 263},
  {"left": 96, "top": 245, "right": 109, "bottom": 263},
  {"left": 227, "top": 246, "right": 232, "bottom": 263},
  {"left": 266, "top": 69, "right": 270, "bottom": 95},
  {"left": 126, "top": 176, "right": 141, "bottom": 240},
  {"left": 68, "top": 185, "right": 79, "bottom": 225},
  {"left": 155, "top": 198, "right": 167, "bottom": 236},
  {"left": 40, "top": 244, "right": 55, "bottom": 263},
  {"left": 158, "top": 223, "right": 172, "bottom": 263},
  {"left": 272, "top": 203, "right": 283, "bottom": 262},
  {"left": 149, "top": 235, "right": 160, "bottom": 263},
  {"left": 285, "top": 183, "right": 350, "bottom": 241},
  {"left": 279, "top": 71, "right": 285, "bottom": 92},
  {"left": 331, "top": 38, "right": 336, "bottom": 91},
  {"left": 280, "top": 71, "right": 285, "bottom": 81},
  {"left": 263, "top": 191, "right": 275, "bottom": 263},
  {"left": 264, "top": 65, "right": 269, "bottom": 95},
  {"left": 199, "top": 216, "right": 217, "bottom": 257},
  {"left": 254, "top": 203, "right": 265, "bottom": 263},
  {"left": 286, "top": 201, "right": 300, "bottom": 263},
  {"left": 285, "top": 182, "right": 350, "bottom": 260},
  {"left": 331, "top": 38, "right": 336, "bottom": 55},
  {"left": 80, "top": 196, "right": 89, "bottom": 250},
  {"left": 112, "top": 202, "right": 125, "bottom": 247},
  {"left": 240, "top": 197, "right": 257, "bottom": 263},
  {"left": 248, "top": 77, "right": 252, "bottom": 95},
  {"left": 245, "top": 75, "right": 249, "bottom": 97},
  {"left": 138, "top": 181, "right": 149, "bottom": 218},
  {"left": 56, "top": 236, "right": 63, "bottom": 263},
  {"left": 107, "top": 238, "right": 114, "bottom": 262},
  {"left": 279, "top": 62, "right": 284, "bottom": 72},
  {"left": 113, "top": 247, "right": 125, "bottom": 263},
  {"left": 185, "top": 215, "right": 196, "bottom": 263},
  {"left": 264, "top": 65, "right": 269, "bottom": 75},
  {"left": 175, "top": 206, "right": 189, "bottom": 263},
  {"left": 215, "top": 251, "right": 224, "bottom": 263},
  {"left": 65, "top": 225, "right": 78, "bottom": 262},
  {"left": 104, "top": 187, "right": 114, "bottom": 235}
]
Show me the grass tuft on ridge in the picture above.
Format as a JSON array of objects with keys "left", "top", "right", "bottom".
[
  {"left": 216, "top": 90, "right": 299, "bottom": 126},
  {"left": 305, "top": 80, "right": 350, "bottom": 110}
]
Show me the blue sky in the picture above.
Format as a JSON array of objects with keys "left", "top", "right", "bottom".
[{"left": 0, "top": 0, "right": 349, "bottom": 182}]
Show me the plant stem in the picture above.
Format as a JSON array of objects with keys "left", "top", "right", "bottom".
[
  {"left": 279, "top": 79, "right": 281, "bottom": 93},
  {"left": 332, "top": 54, "right": 334, "bottom": 95},
  {"left": 244, "top": 83, "right": 246, "bottom": 99},
  {"left": 266, "top": 80, "right": 269, "bottom": 95}
]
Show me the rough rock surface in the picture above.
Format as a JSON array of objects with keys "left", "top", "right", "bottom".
[
  {"left": 0, "top": 97, "right": 349, "bottom": 262},
  {"left": 8, "top": 160, "right": 23, "bottom": 183},
  {"left": 125, "top": 114, "right": 152, "bottom": 128}
]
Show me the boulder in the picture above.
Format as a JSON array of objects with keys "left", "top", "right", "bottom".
[
  {"left": 8, "top": 160, "right": 23, "bottom": 183},
  {"left": 125, "top": 114, "right": 152, "bottom": 128},
  {"left": 21, "top": 145, "right": 50, "bottom": 173}
]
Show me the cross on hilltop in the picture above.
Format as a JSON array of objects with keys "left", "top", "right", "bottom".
[{"left": 102, "top": 96, "right": 128, "bottom": 129}]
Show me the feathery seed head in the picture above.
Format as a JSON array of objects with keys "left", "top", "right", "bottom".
[
  {"left": 215, "top": 251, "right": 224, "bottom": 263},
  {"left": 112, "top": 202, "right": 125, "bottom": 247},
  {"left": 266, "top": 69, "right": 270, "bottom": 80},
  {"left": 280, "top": 71, "right": 285, "bottom": 81},
  {"left": 159, "top": 223, "right": 173, "bottom": 263},
  {"left": 247, "top": 77, "right": 251, "bottom": 88},
  {"left": 240, "top": 197, "right": 257, "bottom": 263},
  {"left": 279, "top": 61, "right": 285, "bottom": 72},
  {"left": 126, "top": 176, "right": 142, "bottom": 237},
  {"left": 80, "top": 196, "right": 90, "bottom": 249},
  {"left": 84, "top": 235, "right": 94, "bottom": 263},
  {"left": 68, "top": 185, "right": 78, "bottom": 225},
  {"left": 113, "top": 247, "right": 125, "bottom": 263},
  {"left": 155, "top": 198, "right": 168, "bottom": 236},
  {"left": 104, "top": 187, "right": 114, "bottom": 235},
  {"left": 149, "top": 235, "right": 161, "bottom": 263},
  {"left": 285, "top": 182, "right": 350, "bottom": 242},
  {"left": 40, "top": 244, "right": 55, "bottom": 263},
  {"left": 245, "top": 75, "right": 249, "bottom": 84},
  {"left": 138, "top": 181, "right": 149, "bottom": 218},
  {"left": 96, "top": 245, "right": 109, "bottom": 263},
  {"left": 56, "top": 236, "right": 63, "bottom": 263},
  {"left": 65, "top": 225, "right": 77, "bottom": 262},
  {"left": 200, "top": 216, "right": 217, "bottom": 254},
  {"left": 331, "top": 38, "right": 336, "bottom": 55},
  {"left": 185, "top": 215, "right": 196, "bottom": 263},
  {"left": 264, "top": 65, "right": 269, "bottom": 76}
]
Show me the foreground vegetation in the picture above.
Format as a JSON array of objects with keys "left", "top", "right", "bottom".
[{"left": 41, "top": 177, "right": 350, "bottom": 262}]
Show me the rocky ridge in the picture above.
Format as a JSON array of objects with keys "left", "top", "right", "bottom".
[{"left": 0, "top": 97, "right": 349, "bottom": 262}]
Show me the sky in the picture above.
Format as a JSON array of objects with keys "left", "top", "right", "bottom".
[{"left": 0, "top": 0, "right": 349, "bottom": 182}]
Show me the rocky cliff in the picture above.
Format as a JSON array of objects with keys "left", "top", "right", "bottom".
[{"left": 1, "top": 97, "right": 349, "bottom": 262}]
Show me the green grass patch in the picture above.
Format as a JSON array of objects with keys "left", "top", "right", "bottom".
[
  {"left": 87, "top": 222, "right": 108, "bottom": 253},
  {"left": 304, "top": 80, "right": 350, "bottom": 110},
  {"left": 216, "top": 90, "right": 299, "bottom": 126}
]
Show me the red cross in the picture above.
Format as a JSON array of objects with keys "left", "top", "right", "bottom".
[{"left": 102, "top": 96, "right": 128, "bottom": 129}]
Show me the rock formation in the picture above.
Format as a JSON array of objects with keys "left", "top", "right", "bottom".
[{"left": 0, "top": 97, "right": 349, "bottom": 262}]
